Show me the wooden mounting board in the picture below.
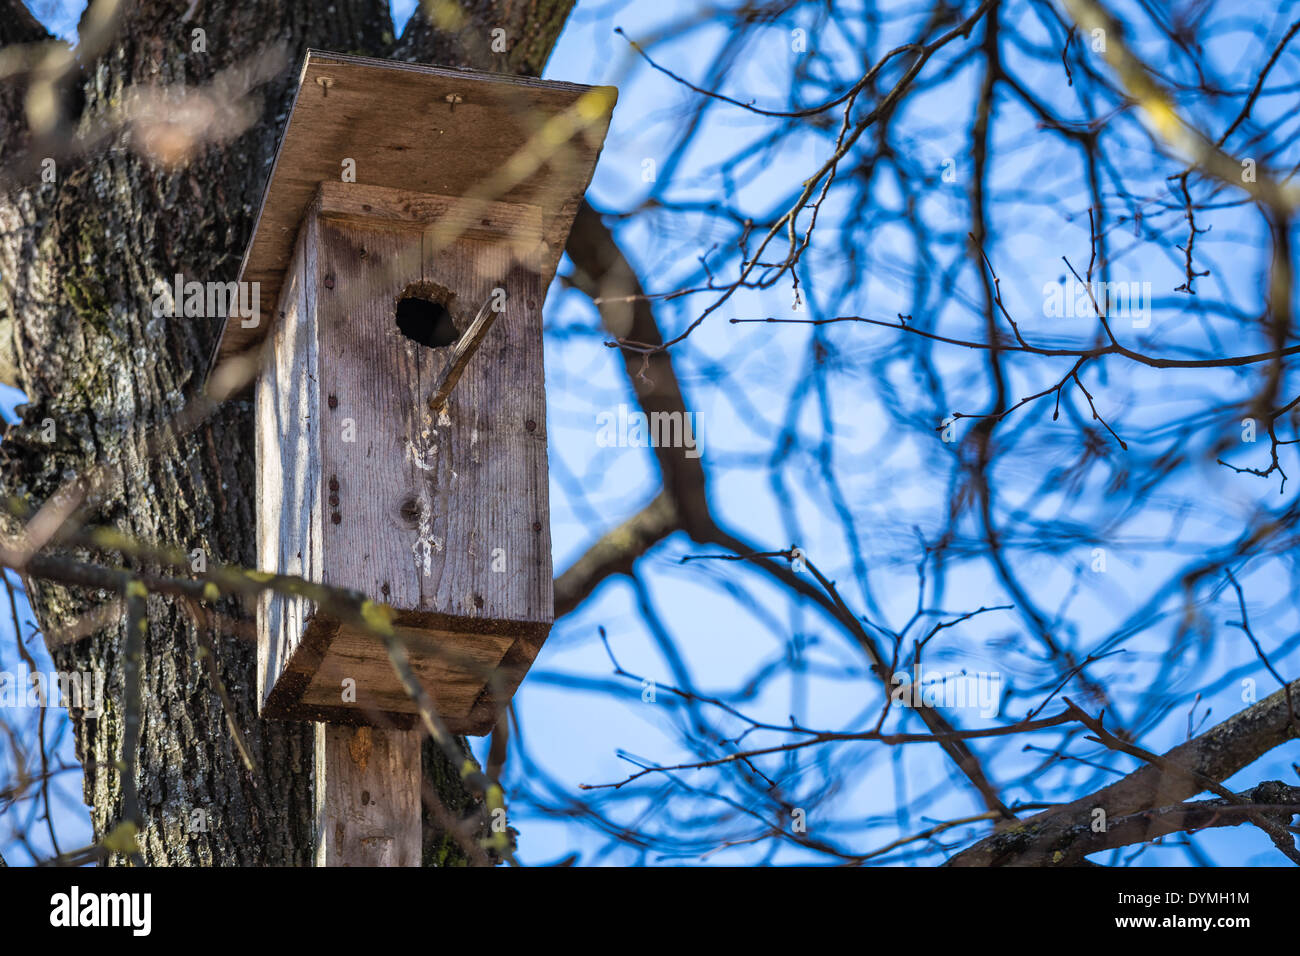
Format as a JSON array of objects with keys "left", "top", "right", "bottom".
[
  {"left": 315, "top": 725, "right": 422, "bottom": 866},
  {"left": 208, "top": 49, "right": 615, "bottom": 373}
]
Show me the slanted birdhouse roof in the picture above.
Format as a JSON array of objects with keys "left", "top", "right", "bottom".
[{"left": 207, "top": 50, "right": 616, "bottom": 373}]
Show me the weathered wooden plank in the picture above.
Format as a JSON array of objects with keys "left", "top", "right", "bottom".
[
  {"left": 209, "top": 51, "right": 615, "bottom": 370},
  {"left": 258, "top": 196, "right": 553, "bottom": 733},
  {"left": 300, "top": 622, "right": 514, "bottom": 718},
  {"left": 256, "top": 215, "right": 323, "bottom": 714},
  {"left": 314, "top": 724, "right": 421, "bottom": 867},
  {"left": 316, "top": 217, "right": 552, "bottom": 627},
  {"left": 316, "top": 180, "right": 544, "bottom": 253}
]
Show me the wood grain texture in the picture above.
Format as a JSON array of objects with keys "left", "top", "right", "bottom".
[
  {"left": 314, "top": 724, "right": 421, "bottom": 866},
  {"left": 317, "top": 180, "right": 545, "bottom": 251},
  {"left": 303, "top": 622, "right": 514, "bottom": 717},
  {"left": 209, "top": 50, "right": 614, "bottom": 370},
  {"left": 256, "top": 214, "right": 323, "bottom": 714},
  {"left": 258, "top": 194, "right": 553, "bottom": 733},
  {"left": 315, "top": 217, "right": 551, "bottom": 622}
]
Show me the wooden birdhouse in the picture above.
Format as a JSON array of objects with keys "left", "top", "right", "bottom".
[{"left": 208, "top": 52, "right": 616, "bottom": 736}]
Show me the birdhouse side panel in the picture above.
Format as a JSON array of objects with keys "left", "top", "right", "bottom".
[
  {"left": 256, "top": 217, "right": 325, "bottom": 714},
  {"left": 314, "top": 218, "right": 553, "bottom": 631}
]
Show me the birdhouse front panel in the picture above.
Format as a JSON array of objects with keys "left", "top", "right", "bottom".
[
  {"left": 256, "top": 184, "right": 554, "bottom": 733},
  {"left": 223, "top": 52, "right": 615, "bottom": 736}
]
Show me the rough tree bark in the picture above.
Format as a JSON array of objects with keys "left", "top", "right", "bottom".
[{"left": 0, "top": 0, "right": 573, "bottom": 866}]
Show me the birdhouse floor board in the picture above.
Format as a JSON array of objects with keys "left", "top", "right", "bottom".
[
  {"left": 261, "top": 611, "right": 545, "bottom": 734},
  {"left": 304, "top": 623, "right": 515, "bottom": 717}
]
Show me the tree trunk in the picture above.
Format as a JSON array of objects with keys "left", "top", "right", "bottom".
[{"left": 0, "top": 0, "right": 572, "bottom": 865}]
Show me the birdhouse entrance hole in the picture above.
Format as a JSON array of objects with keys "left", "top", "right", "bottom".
[{"left": 395, "top": 281, "right": 460, "bottom": 349}]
